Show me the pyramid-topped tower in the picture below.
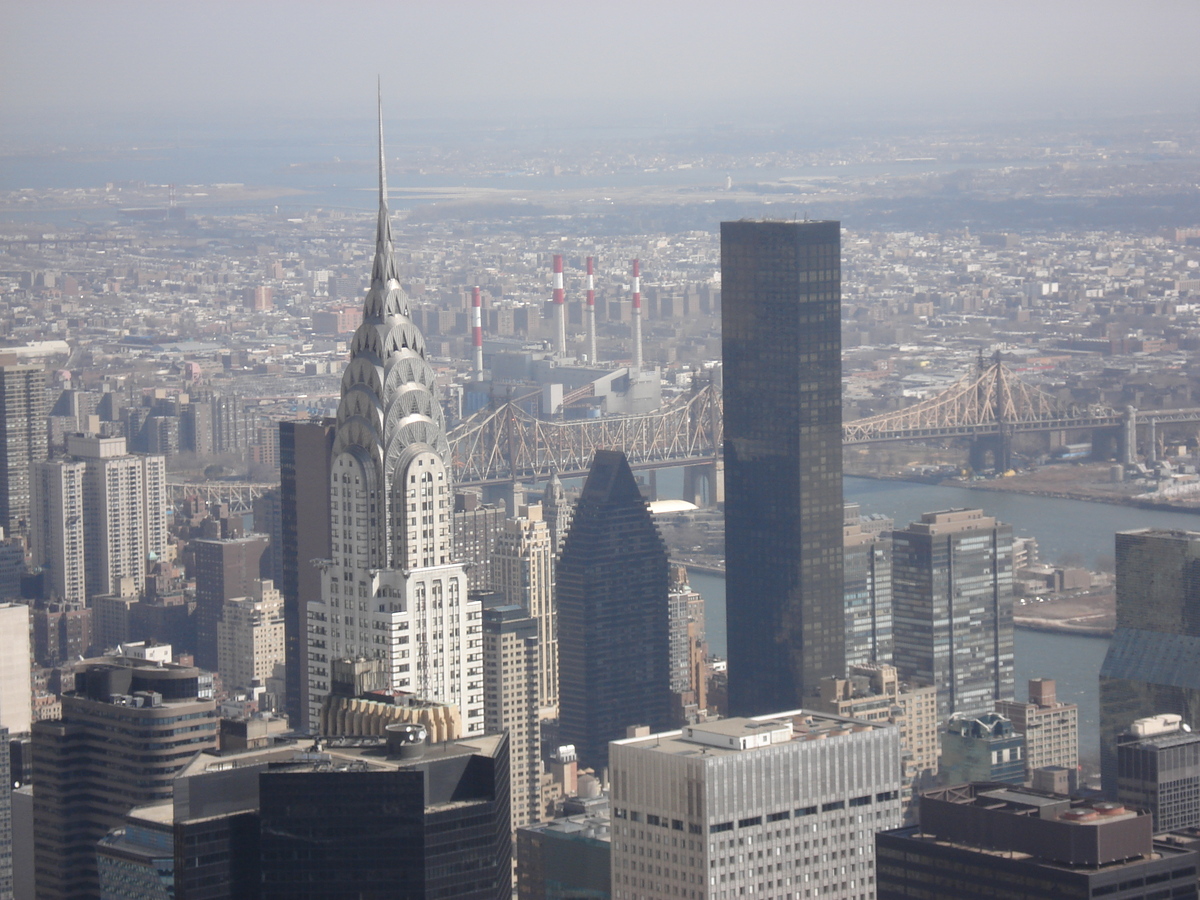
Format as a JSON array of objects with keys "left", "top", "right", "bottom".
[{"left": 308, "top": 92, "right": 481, "bottom": 732}]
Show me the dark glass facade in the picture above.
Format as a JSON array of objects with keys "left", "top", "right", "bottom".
[
  {"left": 1100, "top": 529, "right": 1200, "bottom": 797},
  {"left": 721, "top": 220, "right": 845, "bottom": 716},
  {"left": 557, "top": 450, "right": 673, "bottom": 771}
]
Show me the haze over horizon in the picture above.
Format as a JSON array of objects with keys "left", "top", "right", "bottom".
[{"left": 3, "top": 0, "right": 1199, "bottom": 148}]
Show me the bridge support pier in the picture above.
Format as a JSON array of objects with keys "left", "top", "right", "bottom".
[
  {"left": 969, "top": 433, "right": 1012, "bottom": 473},
  {"left": 1120, "top": 406, "right": 1138, "bottom": 467},
  {"left": 682, "top": 459, "right": 724, "bottom": 508}
]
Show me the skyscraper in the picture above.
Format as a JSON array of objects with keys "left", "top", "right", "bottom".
[
  {"left": 0, "top": 364, "right": 47, "bottom": 536},
  {"left": 996, "top": 678, "right": 1079, "bottom": 783},
  {"left": 1100, "top": 528, "right": 1200, "bottom": 797},
  {"left": 0, "top": 603, "right": 32, "bottom": 736},
  {"left": 32, "top": 656, "right": 218, "bottom": 900},
  {"left": 491, "top": 502, "right": 556, "bottom": 713},
  {"left": 843, "top": 504, "right": 893, "bottom": 668},
  {"left": 31, "top": 434, "right": 167, "bottom": 605},
  {"left": 721, "top": 220, "right": 845, "bottom": 717},
  {"left": 1116, "top": 713, "right": 1200, "bottom": 833},
  {"left": 483, "top": 605, "right": 541, "bottom": 831},
  {"left": 279, "top": 417, "right": 335, "bottom": 731},
  {"left": 306, "top": 97, "right": 482, "bottom": 734},
  {"left": 191, "top": 534, "right": 268, "bottom": 672},
  {"left": 557, "top": 450, "right": 673, "bottom": 771},
  {"left": 892, "top": 508, "right": 1015, "bottom": 718}
]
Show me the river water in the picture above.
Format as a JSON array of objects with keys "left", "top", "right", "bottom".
[{"left": 672, "top": 475, "right": 1200, "bottom": 762}]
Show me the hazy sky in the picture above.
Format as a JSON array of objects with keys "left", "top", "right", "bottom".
[{"left": 3, "top": 0, "right": 1199, "bottom": 141}]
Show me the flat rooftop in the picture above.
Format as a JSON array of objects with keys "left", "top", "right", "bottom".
[{"left": 613, "top": 710, "right": 891, "bottom": 758}]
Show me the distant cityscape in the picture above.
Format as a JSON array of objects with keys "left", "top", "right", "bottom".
[{"left": 1, "top": 108, "right": 1200, "bottom": 900}]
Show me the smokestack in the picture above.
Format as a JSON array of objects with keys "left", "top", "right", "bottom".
[
  {"left": 553, "top": 254, "right": 566, "bottom": 358},
  {"left": 472, "top": 285, "right": 484, "bottom": 380},
  {"left": 631, "top": 258, "right": 643, "bottom": 370},
  {"left": 586, "top": 256, "right": 597, "bottom": 364}
]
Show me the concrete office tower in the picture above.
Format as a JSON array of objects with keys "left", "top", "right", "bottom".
[
  {"left": 217, "top": 579, "right": 285, "bottom": 694},
  {"left": 721, "top": 220, "right": 845, "bottom": 716},
  {"left": 307, "top": 98, "right": 482, "bottom": 735},
  {"left": 484, "top": 605, "right": 541, "bottom": 831},
  {"left": 0, "top": 603, "right": 31, "bottom": 736},
  {"left": 817, "top": 664, "right": 939, "bottom": 807},
  {"left": 31, "top": 434, "right": 167, "bottom": 605},
  {"left": 453, "top": 489, "right": 507, "bottom": 591},
  {"left": 32, "top": 657, "right": 218, "bottom": 900},
  {"left": 191, "top": 534, "right": 268, "bottom": 672},
  {"left": 542, "top": 472, "right": 572, "bottom": 560},
  {"left": 258, "top": 732, "right": 511, "bottom": 900},
  {"left": 1100, "top": 529, "right": 1200, "bottom": 797},
  {"left": 557, "top": 450, "right": 673, "bottom": 771},
  {"left": 876, "top": 785, "right": 1199, "bottom": 900},
  {"left": 492, "top": 503, "right": 556, "bottom": 713},
  {"left": 892, "top": 508, "right": 1015, "bottom": 719},
  {"left": 0, "top": 364, "right": 48, "bottom": 535},
  {"left": 844, "top": 505, "right": 894, "bottom": 669},
  {"left": 279, "top": 418, "right": 334, "bottom": 731},
  {"left": 609, "top": 711, "right": 903, "bottom": 900},
  {"left": 1116, "top": 714, "right": 1200, "bottom": 832},
  {"left": 939, "top": 712, "right": 1025, "bottom": 786},
  {"left": 996, "top": 678, "right": 1079, "bottom": 783}
]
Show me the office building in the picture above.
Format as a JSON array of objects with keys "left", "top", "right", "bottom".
[
  {"left": 721, "top": 220, "right": 845, "bottom": 716},
  {"left": 0, "top": 603, "right": 31, "bottom": 735},
  {"left": 995, "top": 678, "right": 1078, "bottom": 782},
  {"left": 876, "top": 785, "right": 1199, "bottom": 900},
  {"left": 279, "top": 417, "right": 334, "bottom": 731},
  {"left": 668, "top": 564, "right": 708, "bottom": 722},
  {"left": 517, "top": 811, "right": 611, "bottom": 900},
  {"left": 542, "top": 472, "right": 572, "bottom": 560},
  {"left": 0, "top": 364, "right": 48, "bottom": 535},
  {"left": 843, "top": 505, "right": 893, "bottom": 668},
  {"left": 217, "top": 579, "right": 286, "bottom": 694},
  {"left": 30, "top": 434, "right": 166, "bottom": 604},
  {"left": 491, "top": 503, "right": 556, "bottom": 713},
  {"left": 1101, "top": 529, "right": 1200, "bottom": 797},
  {"left": 817, "top": 664, "right": 938, "bottom": 806},
  {"left": 453, "top": 489, "right": 506, "bottom": 591},
  {"left": 32, "top": 656, "right": 218, "bottom": 900},
  {"left": 939, "top": 713, "right": 1025, "bottom": 786},
  {"left": 96, "top": 804, "right": 175, "bottom": 900},
  {"left": 892, "top": 508, "right": 1015, "bottom": 718},
  {"left": 32, "top": 600, "right": 92, "bottom": 667},
  {"left": 609, "top": 711, "right": 903, "bottom": 900},
  {"left": 557, "top": 450, "right": 673, "bottom": 771},
  {"left": 307, "top": 106, "right": 482, "bottom": 735},
  {"left": 1116, "top": 714, "right": 1200, "bottom": 832},
  {"left": 0, "top": 533, "right": 24, "bottom": 601},
  {"left": 484, "top": 605, "right": 541, "bottom": 831},
  {"left": 259, "top": 731, "right": 511, "bottom": 900},
  {"left": 191, "top": 534, "right": 268, "bottom": 672}
]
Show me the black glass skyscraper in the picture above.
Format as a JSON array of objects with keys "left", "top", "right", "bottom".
[
  {"left": 722, "top": 220, "right": 845, "bottom": 717},
  {"left": 557, "top": 450, "right": 673, "bottom": 770}
]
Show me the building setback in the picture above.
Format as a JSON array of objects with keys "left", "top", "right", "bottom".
[
  {"left": 557, "top": 450, "right": 673, "bottom": 772},
  {"left": 721, "top": 220, "right": 845, "bottom": 716},
  {"left": 609, "top": 711, "right": 902, "bottom": 900},
  {"left": 892, "top": 508, "right": 1015, "bottom": 718}
]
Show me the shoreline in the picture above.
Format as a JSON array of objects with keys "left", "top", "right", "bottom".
[{"left": 846, "top": 470, "right": 1200, "bottom": 515}]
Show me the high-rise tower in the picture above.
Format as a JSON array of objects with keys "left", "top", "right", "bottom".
[
  {"left": 307, "top": 94, "right": 482, "bottom": 734},
  {"left": 0, "top": 364, "right": 47, "bottom": 536},
  {"left": 556, "top": 450, "right": 673, "bottom": 771},
  {"left": 721, "top": 220, "right": 845, "bottom": 716}
]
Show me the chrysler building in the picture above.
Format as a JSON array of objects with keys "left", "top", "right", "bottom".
[{"left": 307, "top": 94, "right": 483, "bottom": 732}]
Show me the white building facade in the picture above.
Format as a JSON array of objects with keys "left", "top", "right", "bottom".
[{"left": 609, "top": 712, "right": 903, "bottom": 900}]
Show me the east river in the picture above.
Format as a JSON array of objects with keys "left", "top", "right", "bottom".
[{"left": 678, "top": 475, "right": 1200, "bottom": 763}]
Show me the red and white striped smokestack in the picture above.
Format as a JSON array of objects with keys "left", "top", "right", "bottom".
[
  {"left": 631, "top": 258, "right": 643, "bottom": 370},
  {"left": 553, "top": 254, "right": 567, "bottom": 357},
  {"left": 586, "top": 256, "right": 597, "bottom": 364},
  {"left": 472, "top": 285, "right": 484, "bottom": 380}
]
